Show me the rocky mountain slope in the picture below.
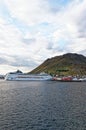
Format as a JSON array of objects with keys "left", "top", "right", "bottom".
[{"left": 30, "top": 53, "right": 86, "bottom": 76}]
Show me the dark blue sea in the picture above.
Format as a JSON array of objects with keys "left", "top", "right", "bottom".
[{"left": 0, "top": 80, "right": 86, "bottom": 130}]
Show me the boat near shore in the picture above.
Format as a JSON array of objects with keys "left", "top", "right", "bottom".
[
  {"left": 4, "top": 70, "right": 86, "bottom": 82},
  {"left": 5, "top": 71, "right": 53, "bottom": 81},
  {"left": 53, "top": 76, "right": 86, "bottom": 82}
]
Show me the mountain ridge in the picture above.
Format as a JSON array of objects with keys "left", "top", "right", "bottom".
[{"left": 29, "top": 53, "right": 86, "bottom": 76}]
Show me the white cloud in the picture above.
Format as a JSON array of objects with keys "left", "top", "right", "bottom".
[
  {"left": 4, "top": 0, "right": 50, "bottom": 25},
  {"left": 0, "top": 0, "right": 86, "bottom": 74}
]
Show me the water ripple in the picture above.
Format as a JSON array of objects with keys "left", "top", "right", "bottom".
[{"left": 0, "top": 81, "right": 86, "bottom": 130}]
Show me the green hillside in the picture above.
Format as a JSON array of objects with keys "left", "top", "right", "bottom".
[{"left": 30, "top": 53, "right": 86, "bottom": 76}]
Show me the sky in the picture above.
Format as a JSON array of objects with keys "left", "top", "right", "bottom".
[{"left": 0, "top": 0, "right": 86, "bottom": 74}]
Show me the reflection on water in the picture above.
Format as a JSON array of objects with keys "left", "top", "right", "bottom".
[{"left": 0, "top": 80, "right": 86, "bottom": 130}]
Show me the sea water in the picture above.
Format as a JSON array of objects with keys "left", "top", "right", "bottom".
[{"left": 0, "top": 80, "right": 86, "bottom": 130}]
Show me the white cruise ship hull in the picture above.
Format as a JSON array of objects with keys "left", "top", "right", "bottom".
[{"left": 5, "top": 73, "right": 52, "bottom": 81}]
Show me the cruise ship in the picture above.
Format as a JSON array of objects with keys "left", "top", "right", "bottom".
[{"left": 5, "top": 70, "right": 52, "bottom": 81}]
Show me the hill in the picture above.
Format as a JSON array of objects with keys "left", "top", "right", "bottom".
[{"left": 30, "top": 53, "right": 86, "bottom": 76}]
